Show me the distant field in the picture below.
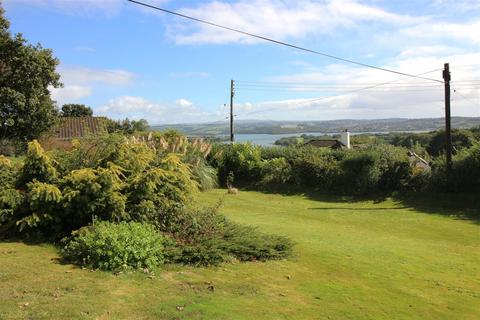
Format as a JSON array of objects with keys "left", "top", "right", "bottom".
[{"left": 1, "top": 190, "right": 479, "bottom": 319}]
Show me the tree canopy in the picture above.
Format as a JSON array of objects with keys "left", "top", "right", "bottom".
[
  {"left": 0, "top": 3, "right": 61, "bottom": 142},
  {"left": 61, "top": 104, "right": 93, "bottom": 117}
]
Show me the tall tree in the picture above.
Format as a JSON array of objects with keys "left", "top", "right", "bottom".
[
  {"left": 0, "top": 3, "right": 61, "bottom": 142},
  {"left": 61, "top": 104, "right": 93, "bottom": 117}
]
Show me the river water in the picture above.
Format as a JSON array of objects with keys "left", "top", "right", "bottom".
[{"left": 233, "top": 133, "right": 325, "bottom": 146}]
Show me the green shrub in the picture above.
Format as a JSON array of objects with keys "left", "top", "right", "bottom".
[
  {"left": 340, "top": 145, "right": 410, "bottom": 194},
  {"left": 0, "top": 155, "right": 17, "bottom": 189},
  {"left": 427, "top": 129, "right": 475, "bottom": 157},
  {"left": 432, "top": 142, "right": 480, "bottom": 191},
  {"left": 211, "top": 143, "right": 262, "bottom": 186},
  {"left": 15, "top": 181, "right": 63, "bottom": 233},
  {"left": 290, "top": 148, "right": 342, "bottom": 190},
  {"left": 191, "top": 162, "right": 218, "bottom": 191},
  {"left": 221, "top": 222, "right": 293, "bottom": 261},
  {"left": 258, "top": 157, "right": 292, "bottom": 187},
  {"left": 126, "top": 154, "right": 197, "bottom": 229},
  {"left": 167, "top": 203, "right": 293, "bottom": 266},
  {"left": 61, "top": 221, "right": 167, "bottom": 271},
  {"left": 0, "top": 188, "right": 23, "bottom": 229},
  {"left": 17, "top": 140, "right": 57, "bottom": 187},
  {"left": 62, "top": 168, "right": 126, "bottom": 231}
]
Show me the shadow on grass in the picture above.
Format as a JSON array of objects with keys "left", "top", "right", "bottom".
[
  {"left": 240, "top": 185, "right": 480, "bottom": 224},
  {"left": 392, "top": 192, "right": 480, "bottom": 225},
  {"left": 308, "top": 207, "right": 410, "bottom": 211}
]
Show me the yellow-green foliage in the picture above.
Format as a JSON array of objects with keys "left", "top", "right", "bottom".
[
  {"left": 126, "top": 154, "right": 197, "bottom": 229},
  {"left": 2, "top": 134, "right": 205, "bottom": 236},
  {"left": 130, "top": 131, "right": 216, "bottom": 190},
  {"left": 0, "top": 189, "right": 23, "bottom": 227},
  {"left": 18, "top": 140, "right": 57, "bottom": 187},
  {"left": 0, "top": 155, "right": 16, "bottom": 189},
  {"left": 16, "top": 182, "right": 62, "bottom": 232},
  {"left": 63, "top": 168, "right": 126, "bottom": 230}
]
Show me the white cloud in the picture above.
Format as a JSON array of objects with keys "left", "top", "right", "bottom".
[
  {"left": 59, "top": 66, "right": 135, "bottom": 86},
  {"left": 48, "top": 66, "right": 136, "bottom": 106},
  {"left": 97, "top": 96, "right": 213, "bottom": 123},
  {"left": 434, "top": 0, "right": 480, "bottom": 12},
  {"left": 170, "top": 0, "right": 423, "bottom": 45},
  {"left": 49, "top": 85, "right": 92, "bottom": 105},
  {"left": 401, "top": 20, "right": 480, "bottom": 45},
  {"left": 231, "top": 52, "right": 480, "bottom": 120},
  {"left": 175, "top": 98, "right": 193, "bottom": 108}
]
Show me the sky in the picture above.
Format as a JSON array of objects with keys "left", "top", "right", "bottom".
[{"left": 3, "top": 0, "right": 480, "bottom": 124}]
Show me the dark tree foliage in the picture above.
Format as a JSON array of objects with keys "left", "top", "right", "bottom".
[
  {"left": 0, "top": 3, "right": 61, "bottom": 142},
  {"left": 427, "top": 129, "right": 475, "bottom": 156},
  {"left": 61, "top": 104, "right": 93, "bottom": 117}
]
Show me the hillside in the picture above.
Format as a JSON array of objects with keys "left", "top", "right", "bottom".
[{"left": 152, "top": 117, "right": 480, "bottom": 135}]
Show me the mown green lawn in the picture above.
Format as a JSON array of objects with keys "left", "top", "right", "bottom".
[{"left": 1, "top": 190, "right": 479, "bottom": 319}]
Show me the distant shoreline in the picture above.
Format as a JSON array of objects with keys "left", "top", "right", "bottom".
[{"left": 151, "top": 117, "right": 480, "bottom": 136}]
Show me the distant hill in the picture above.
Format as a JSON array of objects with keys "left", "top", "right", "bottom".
[{"left": 151, "top": 117, "right": 480, "bottom": 135}]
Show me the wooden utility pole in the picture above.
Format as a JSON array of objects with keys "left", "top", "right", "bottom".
[
  {"left": 443, "top": 63, "right": 452, "bottom": 173},
  {"left": 230, "top": 79, "right": 235, "bottom": 143}
]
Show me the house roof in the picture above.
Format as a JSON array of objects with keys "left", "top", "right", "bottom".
[
  {"left": 304, "top": 139, "right": 346, "bottom": 149},
  {"left": 54, "top": 117, "right": 108, "bottom": 139}
]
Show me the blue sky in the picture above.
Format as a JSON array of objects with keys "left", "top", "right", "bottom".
[{"left": 3, "top": 0, "right": 480, "bottom": 124}]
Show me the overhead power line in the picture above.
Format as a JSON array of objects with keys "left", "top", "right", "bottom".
[
  {"left": 128, "top": 0, "right": 443, "bottom": 83},
  {"left": 234, "top": 68, "right": 443, "bottom": 117}
]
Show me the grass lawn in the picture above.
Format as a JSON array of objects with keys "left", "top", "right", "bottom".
[{"left": 1, "top": 189, "right": 479, "bottom": 319}]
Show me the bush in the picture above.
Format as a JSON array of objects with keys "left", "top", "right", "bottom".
[
  {"left": 448, "top": 142, "right": 480, "bottom": 191},
  {"left": 125, "top": 154, "right": 197, "bottom": 230},
  {"left": 221, "top": 222, "right": 293, "bottom": 261},
  {"left": 15, "top": 181, "right": 63, "bottom": 233},
  {"left": 17, "top": 140, "right": 57, "bottom": 187},
  {"left": 427, "top": 129, "right": 475, "bottom": 157},
  {"left": 167, "top": 203, "right": 293, "bottom": 266},
  {"left": 0, "top": 155, "right": 16, "bottom": 189},
  {"left": 210, "top": 143, "right": 262, "bottom": 186},
  {"left": 0, "top": 188, "right": 23, "bottom": 229},
  {"left": 340, "top": 145, "right": 410, "bottom": 194},
  {"left": 290, "top": 147, "right": 342, "bottom": 190},
  {"left": 61, "top": 222, "right": 167, "bottom": 271},
  {"left": 62, "top": 168, "right": 126, "bottom": 231},
  {"left": 258, "top": 157, "right": 292, "bottom": 187}
]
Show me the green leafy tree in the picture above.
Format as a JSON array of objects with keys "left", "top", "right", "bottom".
[
  {"left": 131, "top": 119, "right": 149, "bottom": 132},
  {"left": 61, "top": 104, "right": 93, "bottom": 117},
  {"left": 0, "top": 3, "right": 61, "bottom": 142}
]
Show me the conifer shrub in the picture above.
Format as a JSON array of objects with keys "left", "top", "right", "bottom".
[
  {"left": 61, "top": 221, "right": 167, "bottom": 271},
  {"left": 221, "top": 223, "right": 294, "bottom": 262},
  {"left": 0, "top": 189, "right": 23, "bottom": 229},
  {"left": 15, "top": 181, "right": 63, "bottom": 233},
  {"left": 0, "top": 155, "right": 16, "bottom": 189},
  {"left": 125, "top": 153, "right": 197, "bottom": 229},
  {"left": 165, "top": 203, "right": 293, "bottom": 266},
  {"left": 17, "top": 140, "right": 57, "bottom": 187},
  {"left": 62, "top": 168, "right": 127, "bottom": 231}
]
